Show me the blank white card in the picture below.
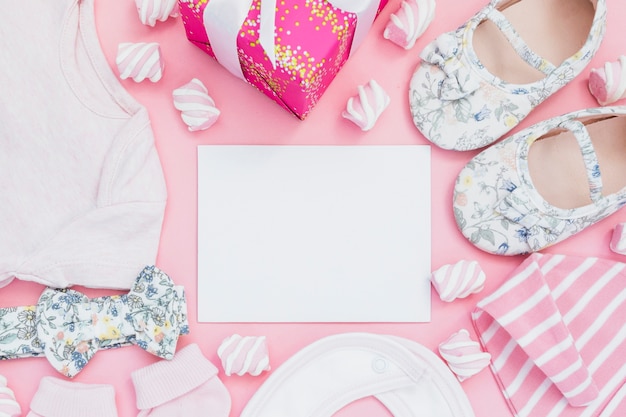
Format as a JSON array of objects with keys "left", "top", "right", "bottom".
[{"left": 197, "top": 145, "right": 431, "bottom": 322}]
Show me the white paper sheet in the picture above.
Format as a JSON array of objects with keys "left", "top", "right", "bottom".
[{"left": 197, "top": 145, "right": 431, "bottom": 322}]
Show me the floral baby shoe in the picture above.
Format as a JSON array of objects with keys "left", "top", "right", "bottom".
[
  {"left": 409, "top": 0, "right": 607, "bottom": 151},
  {"left": 453, "top": 106, "right": 626, "bottom": 256}
]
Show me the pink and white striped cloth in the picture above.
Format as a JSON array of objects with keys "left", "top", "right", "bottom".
[{"left": 472, "top": 253, "right": 626, "bottom": 417}]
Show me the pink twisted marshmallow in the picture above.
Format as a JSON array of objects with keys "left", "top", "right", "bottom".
[
  {"left": 342, "top": 79, "right": 390, "bottom": 131},
  {"left": 438, "top": 329, "right": 491, "bottom": 382},
  {"left": 135, "top": 0, "right": 180, "bottom": 27},
  {"left": 610, "top": 222, "right": 626, "bottom": 255},
  {"left": 430, "top": 260, "right": 486, "bottom": 302},
  {"left": 172, "top": 78, "right": 220, "bottom": 132},
  {"left": 116, "top": 42, "right": 164, "bottom": 83},
  {"left": 589, "top": 56, "right": 626, "bottom": 106},
  {"left": 0, "top": 375, "right": 21, "bottom": 417},
  {"left": 217, "top": 334, "right": 271, "bottom": 376},
  {"left": 383, "top": 0, "right": 436, "bottom": 50}
]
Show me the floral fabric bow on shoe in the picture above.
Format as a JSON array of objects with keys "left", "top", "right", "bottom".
[
  {"left": 453, "top": 106, "right": 626, "bottom": 256},
  {"left": 0, "top": 266, "right": 189, "bottom": 377},
  {"left": 409, "top": 0, "right": 607, "bottom": 151}
]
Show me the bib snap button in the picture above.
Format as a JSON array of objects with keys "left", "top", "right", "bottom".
[{"left": 372, "top": 357, "right": 388, "bottom": 373}]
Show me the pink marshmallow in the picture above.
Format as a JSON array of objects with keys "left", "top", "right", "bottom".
[
  {"left": 135, "top": 0, "right": 180, "bottom": 27},
  {"left": 342, "top": 79, "right": 390, "bottom": 131},
  {"left": 610, "top": 222, "right": 626, "bottom": 255},
  {"left": 116, "top": 42, "right": 164, "bottom": 83},
  {"left": 383, "top": 0, "right": 436, "bottom": 50},
  {"left": 438, "top": 329, "right": 491, "bottom": 382},
  {"left": 0, "top": 375, "right": 21, "bottom": 417},
  {"left": 217, "top": 334, "right": 270, "bottom": 377},
  {"left": 430, "top": 260, "right": 486, "bottom": 302},
  {"left": 589, "top": 56, "right": 626, "bottom": 106},
  {"left": 172, "top": 78, "right": 220, "bottom": 132}
]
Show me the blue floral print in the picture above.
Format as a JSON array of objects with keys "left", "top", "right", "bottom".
[
  {"left": 0, "top": 266, "right": 189, "bottom": 377},
  {"left": 409, "top": 0, "right": 607, "bottom": 151},
  {"left": 453, "top": 107, "right": 626, "bottom": 255}
]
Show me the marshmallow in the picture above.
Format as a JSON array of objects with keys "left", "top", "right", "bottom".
[
  {"left": 0, "top": 375, "right": 21, "bottom": 417},
  {"left": 135, "top": 0, "right": 180, "bottom": 27},
  {"left": 217, "top": 334, "right": 271, "bottom": 377},
  {"left": 116, "top": 42, "right": 164, "bottom": 83},
  {"left": 172, "top": 78, "right": 220, "bottom": 132},
  {"left": 383, "top": 0, "right": 436, "bottom": 50},
  {"left": 589, "top": 56, "right": 626, "bottom": 106},
  {"left": 342, "top": 79, "right": 390, "bottom": 131},
  {"left": 610, "top": 222, "right": 626, "bottom": 255},
  {"left": 430, "top": 260, "right": 485, "bottom": 302},
  {"left": 438, "top": 329, "right": 491, "bottom": 382}
]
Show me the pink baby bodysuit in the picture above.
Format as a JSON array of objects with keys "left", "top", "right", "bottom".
[{"left": 0, "top": 0, "right": 167, "bottom": 289}]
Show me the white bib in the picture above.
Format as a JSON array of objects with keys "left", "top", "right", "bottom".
[{"left": 241, "top": 333, "right": 475, "bottom": 417}]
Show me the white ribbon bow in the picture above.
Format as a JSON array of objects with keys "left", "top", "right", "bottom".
[{"left": 203, "top": 0, "right": 380, "bottom": 80}]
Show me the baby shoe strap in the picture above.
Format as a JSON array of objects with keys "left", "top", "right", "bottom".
[
  {"left": 558, "top": 119, "right": 603, "bottom": 202},
  {"left": 486, "top": 8, "right": 557, "bottom": 76}
]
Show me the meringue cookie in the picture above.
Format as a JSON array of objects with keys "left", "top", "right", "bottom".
[
  {"left": 217, "top": 334, "right": 271, "bottom": 377},
  {"left": 0, "top": 375, "right": 21, "bottom": 417},
  {"left": 430, "top": 260, "right": 486, "bottom": 302},
  {"left": 438, "top": 329, "right": 491, "bottom": 382},
  {"left": 589, "top": 56, "right": 626, "bottom": 106},
  {"left": 135, "top": 0, "right": 180, "bottom": 27},
  {"left": 116, "top": 42, "right": 164, "bottom": 83},
  {"left": 342, "top": 79, "right": 390, "bottom": 131},
  {"left": 172, "top": 78, "right": 220, "bottom": 132},
  {"left": 383, "top": 0, "right": 436, "bottom": 50},
  {"left": 610, "top": 222, "right": 626, "bottom": 255}
]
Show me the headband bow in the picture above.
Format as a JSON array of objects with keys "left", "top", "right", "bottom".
[{"left": 0, "top": 266, "right": 189, "bottom": 378}]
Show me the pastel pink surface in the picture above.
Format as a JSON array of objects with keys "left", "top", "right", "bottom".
[{"left": 4, "top": 1, "right": 626, "bottom": 417}]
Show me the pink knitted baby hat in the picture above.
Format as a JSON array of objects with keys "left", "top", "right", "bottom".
[{"left": 132, "top": 343, "right": 231, "bottom": 417}]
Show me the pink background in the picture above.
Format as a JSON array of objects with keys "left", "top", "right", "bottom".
[{"left": 3, "top": 0, "right": 626, "bottom": 416}]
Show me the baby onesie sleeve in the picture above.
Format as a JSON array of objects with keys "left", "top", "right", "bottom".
[{"left": 16, "top": 113, "right": 168, "bottom": 290}]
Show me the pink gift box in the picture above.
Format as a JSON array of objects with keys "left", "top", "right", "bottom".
[{"left": 179, "top": 0, "right": 388, "bottom": 119}]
